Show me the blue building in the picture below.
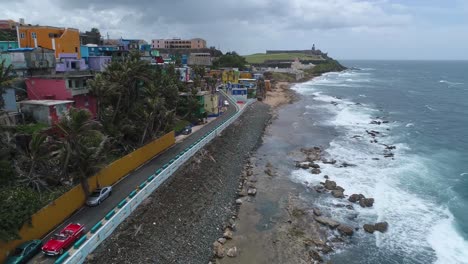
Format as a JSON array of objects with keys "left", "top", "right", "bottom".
[{"left": 80, "top": 45, "right": 118, "bottom": 62}]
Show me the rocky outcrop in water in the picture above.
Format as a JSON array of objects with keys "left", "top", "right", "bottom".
[
  {"left": 314, "top": 216, "right": 340, "bottom": 229},
  {"left": 337, "top": 224, "right": 354, "bottom": 236},
  {"left": 359, "top": 198, "right": 374, "bottom": 208},
  {"left": 363, "top": 222, "right": 388, "bottom": 233},
  {"left": 324, "top": 180, "right": 337, "bottom": 190}
]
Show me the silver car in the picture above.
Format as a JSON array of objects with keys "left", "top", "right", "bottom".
[{"left": 86, "top": 186, "right": 112, "bottom": 206}]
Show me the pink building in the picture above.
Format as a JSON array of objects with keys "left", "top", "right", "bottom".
[
  {"left": 25, "top": 74, "right": 97, "bottom": 118},
  {"left": 151, "top": 38, "right": 206, "bottom": 49}
]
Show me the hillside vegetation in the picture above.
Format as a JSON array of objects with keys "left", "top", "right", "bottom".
[{"left": 244, "top": 53, "right": 324, "bottom": 64}]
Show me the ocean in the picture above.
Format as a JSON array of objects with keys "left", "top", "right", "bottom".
[{"left": 285, "top": 61, "right": 468, "bottom": 264}]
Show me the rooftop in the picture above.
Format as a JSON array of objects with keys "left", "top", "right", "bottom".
[{"left": 20, "top": 100, "right": 74, "bottom": 106}]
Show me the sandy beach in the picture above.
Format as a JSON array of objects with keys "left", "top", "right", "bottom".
[{"left": 263, "top": 81, "right": 297, "bottom": 109}]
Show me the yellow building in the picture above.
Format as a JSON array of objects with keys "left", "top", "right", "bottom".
[
  {"left": 18, "top": 25, "right": 81, "bottom": 58},
  {"left": 221, "top": 70, "right": 240, "bottom": 84},
  {"left": 239, "top": 72, "right": 252, "bottom": 79}
]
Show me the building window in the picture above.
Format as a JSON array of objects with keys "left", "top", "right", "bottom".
[
  {"left": 20, "top": 32, "right": 25, "bottom": 38},
  {"left": 68, "top": 79, "right": 73, "bottom": 88},
  {"left": 75, "top": 47, "right": 78, "bottom": 53},
  {"left": 31, "top": 32, "right": 37, "bottom": 39}
]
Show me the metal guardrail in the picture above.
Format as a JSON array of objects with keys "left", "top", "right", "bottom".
[{"left": 59, "top": 91, "right": 252, "bottom": 264}]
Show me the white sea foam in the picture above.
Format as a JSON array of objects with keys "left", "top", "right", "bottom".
[
  {"left": 425, "top": 104, "right": 436, "bottom": 111},
  {"left": 428, "top": 216, "right": 468, "bottom": 264},
  {"left": 291, "top": 80, "right": 468, "bottom": 263},
  {"left": 439, "top": 80, "right": 464, "bottom": 87}
]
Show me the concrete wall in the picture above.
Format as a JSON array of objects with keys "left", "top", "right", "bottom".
[
  {"left": 0, "top": 131, "right": 175, "bottom": 262},
  {"left": 19, "top": 103, "right": 53, "bottom": 125}
]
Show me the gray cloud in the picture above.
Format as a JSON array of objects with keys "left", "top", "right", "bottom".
[{"left": 0, "top": 0, "right": 467, "bottom": 59}]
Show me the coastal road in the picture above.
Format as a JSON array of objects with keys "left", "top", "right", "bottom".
[{"left": 28, "top": 93, "right": 235, "bottom": 264}]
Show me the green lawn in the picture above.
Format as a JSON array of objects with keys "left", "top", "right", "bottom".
[{"left": 243, "top": 53, "right": 323, "bottom": 64}]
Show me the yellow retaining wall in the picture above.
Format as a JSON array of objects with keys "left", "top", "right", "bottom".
[{"left": 0, "top": 131, "right": 175, "bottom": 262}]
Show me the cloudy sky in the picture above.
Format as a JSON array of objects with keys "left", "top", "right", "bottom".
[{"left": 1, "top": 0, "right": 467, "bottom": 60}]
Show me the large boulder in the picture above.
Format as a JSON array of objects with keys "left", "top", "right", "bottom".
[
  {"left": 331, "top": 190, "right": 345, "bottom": 198},
  {"left": 348, "top": 194, "right": 365, "bottom": 203},
  {"left": 213, "top": 241, "right": 225, "bottom": 258},
  {"left": 324, "top": 180, "right": 337, "bottom": 190},
  {"left": 359, "top": 198, "right": 375, "bottom": 208},
  {"left": 310, "top": 163, "right": 321, "bottom": 169},
  {"left": 363, "top": 224, "right": 375, "bottom": 233},
  {"left": 311, "top": 168, "right": 322, "bottom": 174},
  {"left": 247, "top": 187, "right": 257, "bottom": 196},
  {"left": 337, "top": 224, "right": 354, "bottom": 236},
  {"left": 314, "top": 216, "right": 340, "bottom": 228},
  {"left": 374, "top": 222, "right": 389, "bottom": 233},
  {"left": 227, "top": 246, "right": 238, "bottom": 257},
  {"left": 296, "top": 161, "right": 312, "bottom": 169},
  {"left": 223, "top": 228, "right": 233, "bottom": 239}
]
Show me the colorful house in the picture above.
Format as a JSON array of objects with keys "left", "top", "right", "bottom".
[
  {"left": 25, "top": 74, "right": 97, "bottom": 118},
  {"left": 80, "top": 45, "right": 118, "bottom": 62},
  {"left": 0, "top": 26, "right": 18, "bottom": 52},
  {"left": 221, "top": 70, "right": 240, "bottom": 84},
  {"left": 1, "top": 47, "right": 56, "bottom": 76},
  {"left": 19, "top": 100, "right": 73, "bottom": 125},
  {"left": 0, "top": 41, "right": 18, "bottom": 52},
  {"left": 18, "top": 25, "right": 80, "bottom": 58},
  {"left": 176, "top": 67, "right": 191, "bottom": 82},
  {"left": 55, "top": 53, "right": 88, "bottom": 72},
  {"left": 239, "top": 72, "right": 252, "bottom": 79}
]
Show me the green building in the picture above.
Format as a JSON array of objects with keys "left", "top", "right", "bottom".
[{"left": 0, "top": 29, "right": 19, "bottom": 52}]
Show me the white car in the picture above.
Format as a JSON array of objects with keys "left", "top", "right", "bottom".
[
  {"left": 86, "top": 186, "right": 112, "bottom": 206},
  {"left": 223, "top": 100, "right": 230, "bottom": 106}
]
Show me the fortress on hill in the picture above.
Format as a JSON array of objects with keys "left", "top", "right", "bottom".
[{"left": 266, "top": 44, "right": 329, "bottom": 58}]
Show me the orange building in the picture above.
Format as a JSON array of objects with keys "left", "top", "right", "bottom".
[{"left": 18, "top": 26, "right": 80, "bottom": 58}]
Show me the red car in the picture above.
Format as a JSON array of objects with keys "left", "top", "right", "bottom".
[{"left": 41, "top": 223, "right": 85, "bottom": 256}]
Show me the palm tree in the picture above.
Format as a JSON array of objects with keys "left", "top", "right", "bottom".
[
  {"left": 17, "top": 133, "right": 51, "bottom": 194},
  {"left": 55, "top": 108, "right": 107, "bottom": 197}
]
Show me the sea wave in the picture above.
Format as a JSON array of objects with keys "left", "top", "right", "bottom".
[
  {"left": 439, "top": 80, "right": 464, "bottom": 87},
  {"left": 291, "top": 81, "right": 468, "bottom": 263}
]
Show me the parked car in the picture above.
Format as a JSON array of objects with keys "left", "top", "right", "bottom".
[
  {"left": 86, "top": 186, "right": 112, "bottom": 206},
  {"left": 223, "top": 100, "right": 230, "bottom": 106},
  {"left": 5, "top": 240, "right": 42, "bottom": 264},
  {"left": 41, "top": 223, "right": 85, "bottom": 256},
  {"left": 181, "top": 125, "right": 192, "bottom": 135}
]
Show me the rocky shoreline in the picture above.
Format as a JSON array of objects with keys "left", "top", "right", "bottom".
[
  {"left": 86, "top": 102, "right": 272, "bottom": 264},
  {"left": 213, "top": 80, "right": 396, "bottom": 264}
]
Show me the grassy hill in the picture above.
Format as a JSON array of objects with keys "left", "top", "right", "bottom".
[{"left": 243, "top": 52, "right": 324, "bottom": 64}]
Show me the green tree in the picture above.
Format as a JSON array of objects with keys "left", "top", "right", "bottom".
[
  {"left": 0, "top": 187, "right": 42, "bottom": 241},
  {"left": 212, "top": 51, "right": 248, "bottom": 70},
  {"left": 56, "top": 108, "right": 107, "bottom": 197},
  {"left": 16, "top": 133, "right": 51, "bottom": 193}
]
